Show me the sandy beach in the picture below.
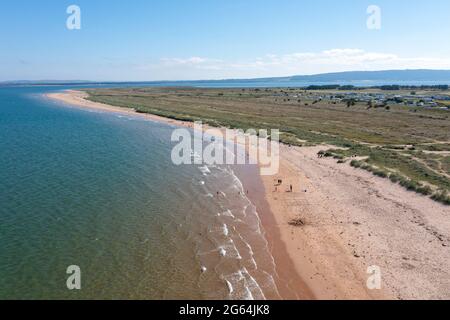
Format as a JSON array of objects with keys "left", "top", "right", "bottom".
[{"left": 47, "top": 90, "right": 450, "bottom": 300}]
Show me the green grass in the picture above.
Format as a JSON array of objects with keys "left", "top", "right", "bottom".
[
  {"left": 327, "top": 145, "right": 450, "bottom": 191},
  {"left": 431, "top": 191, "right": 450, "bottom": 205}
]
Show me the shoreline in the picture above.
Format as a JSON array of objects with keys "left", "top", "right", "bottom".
[
  {"left": 47, "top": 90, "right": 450, "bottom": 300},
  {"left": 232, "top": 165, "right": 314, "bottom": 299},
  {"left": 45, "top": 90, "right": 313, "bottom": 299}
]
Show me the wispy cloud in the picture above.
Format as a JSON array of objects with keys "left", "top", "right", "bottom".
[
  {"left": 137, "top": 49, "right": 450, "bottom": 80},
  {"left": 161, "top": 57, "right": 211, "bottom": 65}
]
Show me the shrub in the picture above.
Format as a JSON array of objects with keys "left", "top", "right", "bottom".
[
  {"left": 416, "top": 185, "right": 433, "bottom": 196},
  {"left": 396, "top": 178, "right": 432, "bottom": 195},
  {"left": 373, "top": 169, "right": 388, "bottom": 178},
  {"left": 431, "top": 191, "right": 450, "bottom": 205},
  {"left": 399, "top": 178, "right": 420, "bottom": 191},
  {"left": 343, "top": 143, "right": 354, "bottom": 148},
  {"left": 389, "top": 173, "right": 402, "bottom": 183},
  {"left": 350, "top": 160, "right": 362, "bottom": 168}
]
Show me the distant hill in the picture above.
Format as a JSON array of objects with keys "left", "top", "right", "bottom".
[
  {"left": 3, "top": 70, "right": 450, "bottom": 86},
  {"left": 288, "top": 70, "right": 450, "bottom": 82},
  {"left": 156, "top": 69, "right": 450, "bottom": 85},
  {"left": 219, "top": 70, "right": 450, "bottom": 83}
]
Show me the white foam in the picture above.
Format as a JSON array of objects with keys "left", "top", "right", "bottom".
[
  {"left": 220, "top": 239, "right": 242, "bottom": 260},
  {"left": 243, "top": 287, "right": 255, "bottom": 300},
  {"left": 198, "top": 165, "right": 211, "bottom": 176},
  {"left": 199, "top": 163, "right": 280, "bottom": 300},
  {"left": 220, "top": 209, "right": 235, "bottom": 218},
  {"left": 222, "top": 224, "right": 229, "bottom": 237},
  {"left": 222, "top": 267, "right": 265, "bottom": 300},
  {"left": 235, "top": 232, "right": 257, "bottom": 269},
  {"left": 225, "top": 280, "right": 234, "bottom": 294}
]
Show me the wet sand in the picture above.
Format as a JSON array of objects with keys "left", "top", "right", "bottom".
[
  {"left": 233, "top": 164, "right": 314, "bottom": 299},
  {"left": 47, "top": 90, "right": 450, "bottom": 300}
]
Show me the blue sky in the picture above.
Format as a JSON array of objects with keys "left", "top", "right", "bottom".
[{"left": 1, "top": 0, "right": 450, "bottom": 81}]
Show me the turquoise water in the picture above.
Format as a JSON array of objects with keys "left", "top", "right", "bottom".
[{"left": 0, "top": 86, "right": 280, "bottom": 299}]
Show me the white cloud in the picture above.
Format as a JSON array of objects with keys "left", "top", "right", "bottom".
[
  {"left": 138, "top": 49, "right": 450, "bottom": 80},
  {"left": 159, "top": 57, "right": 224, "bottom": 67},
  {"left": 161, "top": 57, "right": 207, "bottom": 65}
]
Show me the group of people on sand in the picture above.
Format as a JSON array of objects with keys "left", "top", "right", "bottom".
[
  {"left": 273, "top": 179, "right": 293, "bottom": 193},
  {"left": 214, "top": 179, "right": 296, "bottom": 197}
]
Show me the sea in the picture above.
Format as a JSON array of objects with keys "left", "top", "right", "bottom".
[{"left": 0, "top": 85, "right": 284, "bottom": 299}]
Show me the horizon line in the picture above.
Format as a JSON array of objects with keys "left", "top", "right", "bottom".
[{"left": 4, "top": 68, "right": 450, "bottom": 84}]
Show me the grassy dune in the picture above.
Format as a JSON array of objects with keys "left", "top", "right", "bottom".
[{"left": 85, "top": 87, "right": 450, "bottom": 205}]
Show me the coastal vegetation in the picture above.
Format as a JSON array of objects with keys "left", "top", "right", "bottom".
[{"left": 85, "top": 87, "right": 450, "bottom": 205}]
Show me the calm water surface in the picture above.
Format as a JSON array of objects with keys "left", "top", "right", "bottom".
[{"left": 0, "top": 86, "right": 280, "bottom": 299}]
